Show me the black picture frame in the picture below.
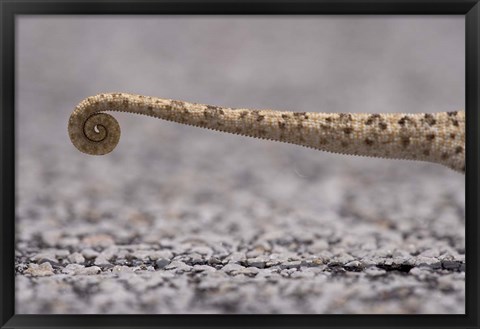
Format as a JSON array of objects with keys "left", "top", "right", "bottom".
[{"left": 1, "top": 0, "right": 479, "bottom": 328}]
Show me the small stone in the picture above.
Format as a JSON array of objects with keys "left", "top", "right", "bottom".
[
  {"left": 309, "top": 240, "right": 329, "bottom": 253},
  {"left": 81, "top": 234, "right": 115, "bottom": 248},
  {"left": 57, "top": 236, "right": 80, "bottom": 248},
  {"left": 239, "top": 267, "right": 259, "bottom": 276},
  {"left": 82, "top": 248, "right": 99, "bottom": 259},
  {"left": 188, "top": 253, "right": 204, "bottom": 265},
  {"left": 415, "top": 256, "right": 442, "bottom": 269},
  {"left": 54, "top": 249, "right": 70, "bottom": 259},
  {"left": 364, "top": 266, "right": 387, "bottom": 277},
  {"left": 68, "top": 252, "right": 85, "bottom": 264},
  {"left": 190, "top": 246, "right": 212, "bottom": 256},
  {"left": 409, "top": 267, "right": 435, "bottom": 280},
  {"left": 332, "top": 253, "right": 355, "bottom": 264},
  {"left": 279, "top": 261, "right": 302, "bottom": 270},
  {"left": 164, "top": 261, "right": 192, "bottom": 273},
  {"left": 442, "top": 260, "right": 460, "bottom": 270},
  {"left": 224, "top": 252, "right": 246, "bottom": 264},
  {"left": 192, "top": 265, "right": 217, "bottom": 273},
  {"left": 156, "top": 258, "right": 171, "bottom": 269},
  {"left": 74, "top": 266, "right": 101, "bottom": 275},
  {"left": 220, "top": 263, "right": 244, "bottom": 273},
  {"left": 94, "top": 255, "right": 111, "bottom": 266},
  {"left": 40, "top": 231, "right": 62, "bottom": 247},
  {"left": 31, "top": 251, "right": 58, "bottom": 264},
  {"left": 148, "top": 250, "right": 174, "bottom": 261},
  {"left": 207, "top": 257, "right": 222, "bottom": 266},
  {"left": 280, "top": 268, "right": 297, "bottom": 276},
  {"left": 246, "top": 257, "right": 268, "bottom": 269},
  {"left": 344, "top": 260, "right": 364, "bottom": 271},
  {"left": 24, "top": 262, "right": 54, "bottom": 277},
  {"left": 131, "top": 250, "right": 151, "bottom": 261},
  {"left": 112, "top": 265, "right": 134, "bottom": 274},
  {"left": 62, "top": 264, "right": 85, "bottom": 274}
]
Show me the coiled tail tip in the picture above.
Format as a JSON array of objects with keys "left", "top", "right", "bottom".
[{"left": 68, "top": 110, "right": 121, "bottom": 156}]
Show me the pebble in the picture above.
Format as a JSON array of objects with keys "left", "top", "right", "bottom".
[
  {"left": 55, "top": 249, "right": 71, "bottom": 259},
  {"left": 31, "top": 251, "right": 58, "bottom": 264},
  {"left": 187, "top": 253, "right": 205, "bottom": 265},
  {"left": 57, "top": 236, "right": 80, "bottom": 248},
  {"left": 156, "top": 258, "right": 171, "bottom": 269},
  {"left": 82, "top": 249, "right": 100, "bottom": 259},
  {"left": 192, "top": 265, "right": 217, "bottom": 273},
  {"left": 220, "top": 263, "right": 245, "bottom": 273},
  {"left": 224, "top": 252, "right": 246, "bottom": 264},
  {"left": 164, "top": 261, "right": 192, "bottom": 273},
  {"left": 414, "top": 256, "right": 442, "bottom": 269},
  {"left": 68, "top": 252, "right": 85, "bottom": 264},
  {"left": 131, "top": 250, "right": 151, "bottom": 261},
  {"left": 62, "top": 264, "right": 85, "bottom": 274},
  {"left": 442, "top": 260, "right": 460, "bottom": 270},
  {"left": 279, "top": 261, "right": 302, "bottom": 270},
  {"left": 364, "top": 266, "right": 387, "bottom": 277},
  {"left": 112, "top": 265, "right": 134, "bottom": 274},
  {"left": 75, "top": 266, "right": 102, "bottom": 275},
  {"left": 344, "top": 260, "right": 364, "bottom": 271},
  {"left": 94, "top": 255, "right": 111, "bottom": 266},
  {"left": 190, "top": 246, "right": 213, "bottom": 256},
  {"left": 81, "top": 234, "right": 115, "bottom": 248},
  {"left": 246, "top": 257, "right": 267, "bottom": 269},
  {"left": 239, "top": 267, "right": 260, "bottom": 276},
  {"left": 24, "top": 262, "right": 54, "bottom": 276},
  {"left": 149, "top": 250, "right": 174, "bottom": 261}
]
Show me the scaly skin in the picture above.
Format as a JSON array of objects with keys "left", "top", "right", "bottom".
[{"left": 68, "top": 92, "right": 465, "bottom": 173}]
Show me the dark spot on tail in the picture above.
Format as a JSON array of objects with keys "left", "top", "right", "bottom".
[
  {"left": 423, "top": 113, "right": 436, "bottom": 126},
  {"left": 401, "top": 136, "right": 410, "bottom": 147},
  {"left": 365, "top": 114, "right": 381, "bottom": 125},
  {"left": 171, "top": 100, "right": 184, "bottom": 109},
  {"left": 426, "top": 133, "right": 435, "bottom": 141},
  {"left": 398, "top": 116, "right": 413, "bottom": 126},
  {"left": 441, "top": 152, "right": 449, "bottom": 160},
  {"left": 379, "top": 122, "right": 388, "bottom": 130},
  {"left": 343, "top": 127, "right": 353, "bottom": 134},
  {"left": 455, "top": 146, "right": 463, "bottom": 154},
  {"left": 339, "top": 113, "right": 353, "bottom": 122},
  {"left": 450, "top": 133, "right": 456, "bottom": 139},
  {"left": 365, "top": 138, "right": 374, "bottom": 146},
  {"left": 447, "top": 111, "right": 458, "bottom": 117}
]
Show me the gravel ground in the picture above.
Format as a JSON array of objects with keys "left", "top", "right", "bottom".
[{"left": 15, "top": 16, "right": 465, "bottom": 314}]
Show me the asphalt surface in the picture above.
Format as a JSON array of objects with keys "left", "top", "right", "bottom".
[{"left": 15, "top": 16, "right": 465, "bottom": 314}]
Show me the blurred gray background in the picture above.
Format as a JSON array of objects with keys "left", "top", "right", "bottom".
[{"left": 16, "top": 16, "right": 465, "bottom": 314}]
